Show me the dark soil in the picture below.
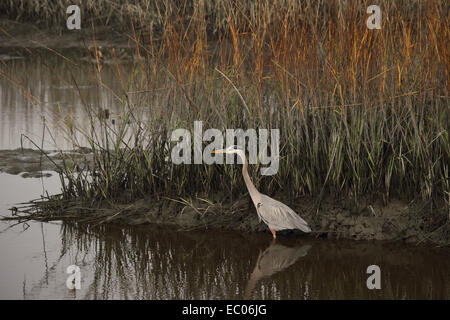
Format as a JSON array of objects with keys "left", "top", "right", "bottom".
[
  {"left": 1, "top": 148, "right": 449, "bottom": 246},
  {"left": 6, "top": 191, "right": 449, "bottom": 247}
]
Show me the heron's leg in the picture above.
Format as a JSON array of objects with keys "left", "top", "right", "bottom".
[
  {"left": 269, "top": 228, "right": 276, "bottom": 239},
  {"left": 269, "top": 238, "right": 276, "bottom": 247}
]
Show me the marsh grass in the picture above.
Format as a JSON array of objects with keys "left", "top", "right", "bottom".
[{"left": 2, "top": 1, "right": 449, "bottom": 212}]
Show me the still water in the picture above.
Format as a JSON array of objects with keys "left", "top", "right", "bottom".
[
  {"left": 0, "top": 51, "right": 449, "bottom": 300},
  {"left": 0, "top": 172, "right": 449, "bottom": 300},
  {"left": 0, "top": 50, "right": 139, "bottom": 150}
]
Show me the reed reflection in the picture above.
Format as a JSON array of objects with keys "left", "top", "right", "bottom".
[
  {"left": 21, "top": 222, "right": 450, "bottom": 300},
  {"left": 52, "top": 223, "right": 281, "bottom": 299}
]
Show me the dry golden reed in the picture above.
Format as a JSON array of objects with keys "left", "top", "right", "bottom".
[{"left": 2, "top": 1, "right": 448, "bottom": 208}]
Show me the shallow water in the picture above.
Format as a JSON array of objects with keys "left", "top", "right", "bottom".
[
  {"left": 0, "top": 172, "right": 449, "bottom": 300},
  {"left": 0, "top": 50, "right": 135, "bottom": 150}
]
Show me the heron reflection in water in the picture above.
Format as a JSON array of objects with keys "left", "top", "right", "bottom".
[
  {"left": 212, "top": 146, "right": 312, "bottom": 239},
  {"left": 244, "top": 241, "right": 312, "bottom": 298}
]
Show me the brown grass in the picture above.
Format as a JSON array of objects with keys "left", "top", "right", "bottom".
[{"left": 1, "top": 1, "right": 448, "bottom": 210}]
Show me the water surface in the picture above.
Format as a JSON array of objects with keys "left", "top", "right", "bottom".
[
  {"left": 0, "top": 50, "right": 135, "bottom": 150},
  {"left": 0, "top": 172, "right": 449, "bottom": 299}
]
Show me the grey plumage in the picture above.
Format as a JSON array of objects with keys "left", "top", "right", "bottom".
[
  {"left": 212, "top": 145, "right": 312, "bottom": 238},
  {"left": 257, "top": 194, "right": 311, "bottom": 233}
]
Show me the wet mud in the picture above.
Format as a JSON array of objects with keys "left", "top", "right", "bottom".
[{"left": 1, "top": 149, "right": 448, "bottom": 246}]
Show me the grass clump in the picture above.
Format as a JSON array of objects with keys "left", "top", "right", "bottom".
[{"left": 2, "top": 1, "right": 449, "bottom": 215}]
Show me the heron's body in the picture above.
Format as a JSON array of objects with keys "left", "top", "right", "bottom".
[
  {"left": 213, "top": 146, "right": 311, "bottom": 238},
  {"left": 256, "top": 194, "right": 311, "bottom": 232}
]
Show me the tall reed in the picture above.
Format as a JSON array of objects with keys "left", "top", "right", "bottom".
[{"left": 3, "top": 1, "right": 449, "bottom": 209}]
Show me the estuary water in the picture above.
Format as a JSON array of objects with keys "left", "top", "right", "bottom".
[
  {"left": 0, "top": 49, "right": 138, "bottom": 150},
  {"left": 0, "top": 171, "right": 449, "bottom": 299}
]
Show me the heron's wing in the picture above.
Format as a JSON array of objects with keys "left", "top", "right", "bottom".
[
  {"left": 257, "top": 194, "right": 311, "bottom": 232},
  {"left": 245, "top": 244, "right": 312, "bottom": 298}
]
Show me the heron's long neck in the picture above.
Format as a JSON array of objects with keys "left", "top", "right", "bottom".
[{"left": 239, "top": 152, "right": 260, "bottom": 201}]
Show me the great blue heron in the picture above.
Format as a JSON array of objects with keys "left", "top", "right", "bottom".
[{"left": 212, "top": 145, "right": 312, "bottom": 238}]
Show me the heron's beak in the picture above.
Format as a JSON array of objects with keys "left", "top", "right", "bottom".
[{"left": 211, "top": 149, "right": 226, "bottom": 154}]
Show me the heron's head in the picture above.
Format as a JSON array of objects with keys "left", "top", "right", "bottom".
[{"left": 211, "top": 145, "right": 244, "bottom": 155}]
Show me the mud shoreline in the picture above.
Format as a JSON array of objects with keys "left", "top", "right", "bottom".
[
  {"left": 0, "top": 18, "right": 130, "bottom": 49},
  {"left": 0, "top": 149, "right": 450, "bottom": 246},
  {"left": 6, "top": 191, "right": 449, "bottom": 246},
  {"left": 2, "top": 149, "right": 448, "bottom": 246},
  {"left": 0, "top": 148, "right": 92, "bottom": 178}
]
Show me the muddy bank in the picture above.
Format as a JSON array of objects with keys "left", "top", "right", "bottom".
[
  {"left": 0, "top": 19, "right": 130, "bottom": 49},
  {"left": 0, "top": 19, "right": 137, "bottom": 67},
  {"left": 0, "top": 148, "right": 92, "bottom": 178},
  {"left": 7, "top": 192, "right": 449, "bottom": 247},
  {"left": 1, "top": 149, "right": 448, "bottom": 246}
]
